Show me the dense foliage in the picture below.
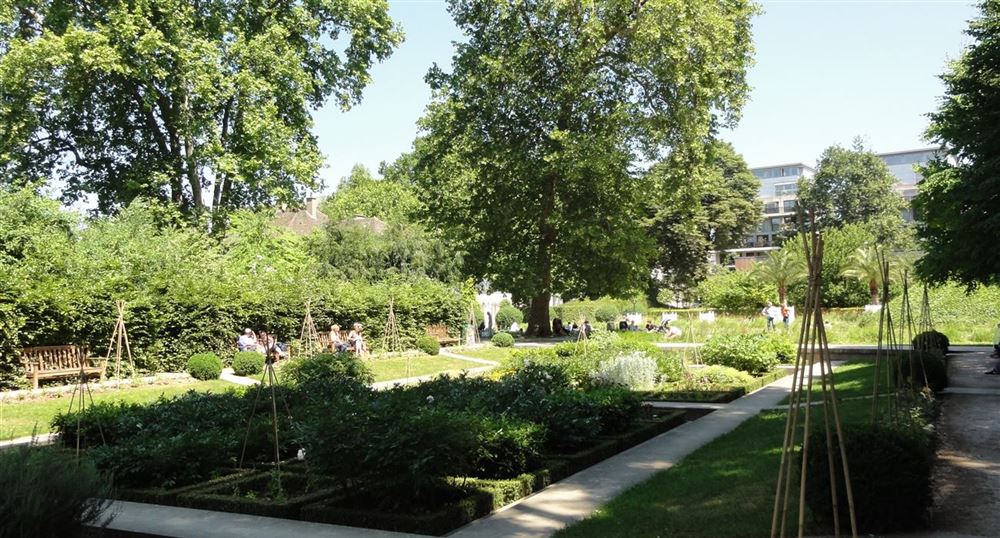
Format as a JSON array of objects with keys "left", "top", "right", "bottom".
[
  {"left": 414, "top": 0, "right": 758, "bottom": 334},
  {"left": 0, "top": 447, "right": 114, "bottom": 537},
  {"left": 231, "top": 351, "right": 264, "bottom": 377},
  {"left": 912, "top": 330, "right": 950, "bottom": 355},
  {"left": 804, "top": 423, "right": 934, "bottom": 534},
  {"left": 416, "top": 335, "right": 441, "bottom": 356},
  {"left": 495, "top": 301, "right": 524, "bottom": 330},
  {"left": 491, "top": 332, "right": 514, "bottom": 348},
  {"left": 897, "top": 351, "right": 948, "bottom": 393},
  {"left": 696, "top": 269, "right": 772, "bottom": 311},
  {"left": 701, "top": 333, "right": 781, "bottom": 375},
  {"left": 915, "top": 1, "right": 1000, "bottom": 287},
  {"left": 0, "top": 0, "right": 402, "bottom": 219}
]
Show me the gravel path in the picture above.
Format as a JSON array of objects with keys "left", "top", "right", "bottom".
[{"left": 930, "top": 351, "right": 1000, "bottom": 537}]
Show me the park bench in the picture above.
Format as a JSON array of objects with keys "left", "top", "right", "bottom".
[
  {"left": 425, "top": 324, "right": 459, "bottom": 346},
  {"left": 19, "top": 345, "right": 107, "bottom": 390},
  {"left": 316, "top": 330, "right": 350, "bottom": 351}
]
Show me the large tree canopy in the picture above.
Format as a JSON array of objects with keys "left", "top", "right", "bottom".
[
  {"left": 414, "top": 0, "right": 758, "bottom": 335},
  {"left": 915, "top": 0, "right": 1000, "bottom": 287},
  {"left": 0, "top": 0, "right": 402, "bottom": 218},
  {"left": 647, "top": 140, "right": 760, "bottom": 292},
  {"left": 798, "top": 140, "right": 906, "bottom": 243}
]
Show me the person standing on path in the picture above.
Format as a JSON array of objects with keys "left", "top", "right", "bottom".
[{"left": 762, "top": 301, "right": 777, "bottom": 331}]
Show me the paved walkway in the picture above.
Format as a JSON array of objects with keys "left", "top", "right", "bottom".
[{"left": 927, "top": 351, "right": 1000, "bottom": 537}]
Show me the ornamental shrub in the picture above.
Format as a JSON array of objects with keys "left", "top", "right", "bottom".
[
  {"left": 912, "top": 330, "right": 949, "bottom": 355},
  {"left": 897, "top": 350, "right": 948, "bottom": 392},
  {"left": 594, "top": 303, "right": 619, "bottom": 323},
  {"left": 0, "top": 446, "right": 114, "bottom": 537},
  {"left": 471, "top": 416, "right": 545, "bottom": 479},
  {"left": 804, "top": 423, "right": 934, "bottom": 534},
  {"left": 280, "top": 352, "right": 374, "bottom": 387},
  {"left": 675, "top": 365, "right": 754, "bottom": 391},
  {"left": 496, "top": 301, "right": 524, "bottom": 329},
  {"left": 186, "top": 352, "right": 222, "bottom": 380},
  {"left": 761, "top": 332, "right": 797, "bottom": 362},
  {"left": 232, "top": 351, "right": 264, "bottom": 377},
  {"left": 655, "top": 353, "right": 685, "bottom": 383},
  {"left": 416, "top": 335, "right": 441, "bottom": 355},
  {"left": 591, "top": 352, "right": 659, "bottom": 390},
  {"left": 702, "top": 333, "right": 779, "bottom": 375},
  {"left": 492, "top": 332, "right": 514, "bottom": 347}
]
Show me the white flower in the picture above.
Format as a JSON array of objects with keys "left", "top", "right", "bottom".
[
  {"left": 296, "top": 448, "right": 306, "bottom": 461},
  {"left": 426, "top": 395, "right": 435, "bottom": 404}
]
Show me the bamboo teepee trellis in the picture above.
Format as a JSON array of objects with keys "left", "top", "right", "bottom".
[
  {"left": 299, "top": 300, "right": 321, "bottom": 357},
  {"left": 771, "top": 221, "right": 858, "bottom": 538},
  {"left": 465, "top": 303, "right": 480, "bottom": 346},
  {"left": 106, "top": 300, "right": 135, "bottom": 381}
]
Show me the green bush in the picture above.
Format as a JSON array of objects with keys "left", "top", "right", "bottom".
[
  {"left": 491, "top": 332, "right": 515, "bottom": 347},
  {"left": 675, "top": 365, "right": 754, "bottom": 390},
  {"left": 594, "top": 304, "right": 619, "bottom": 323},
  {"left": 0, "top": 446, "right": 113, "bottom": 537},
  {"left": 761, "top": 332, "right": 797, "bottom": 362},
  {"left": 912, "top": 330, "right": 949, "bottom": 355},
  {"left": 696, "top": 269, "right": 772, "bottom": 311},
  {"left": 416, "top": 335, "right": 441, "bottom": 355},
  {"left": 280, "top": 352, "right": 374, "bottom": 387},
  {"left": 655, "top": 353, "right": 685, "bottom": 382},
  {"left": 232, "top": 351, "right": 264, "bottom": 377},
  {"left": 472, "top": 416, "right": 545, "bottom": 479},
  {"left": 702, "top": 333, "right": 779, "bottom": 375},
  {"left": 804, "top": 423, "right": 934, "bottom": 534},
  {"left": 187, "top": 352, "right": 223, "bottom": 380},
  {"left": 496, "top": 301, "right": 524, "bottom": 330},
  {"left": 897, "top": 351, "right": 948, "bottom": 392}
]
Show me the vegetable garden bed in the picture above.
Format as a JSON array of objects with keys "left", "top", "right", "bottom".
[{"left": 640, "top": 369, "right": 788, "bottom": 403}]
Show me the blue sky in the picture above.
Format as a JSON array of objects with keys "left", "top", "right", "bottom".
[{"left": 312, "top": 0, "right": 979, "bottom": 192}]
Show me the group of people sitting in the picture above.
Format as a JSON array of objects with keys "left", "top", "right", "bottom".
[
  {"left": 237, "top": 329, "right": 289, "bottom": 360},
  {"left": 326, "top": 323, "right": 367, "bottom": 355},
  {"left": 551, "top": 318, "right": 592, "bottom": 337}
]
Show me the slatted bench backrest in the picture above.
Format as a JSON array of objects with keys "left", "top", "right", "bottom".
[
  {"left": 425, "top": 325, "right": 453, "bottom": 339},
  {"left": 20, "top": 345, "right": 91, "bottom": 372}
]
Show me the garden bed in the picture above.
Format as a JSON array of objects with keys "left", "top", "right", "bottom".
[
  {"left": 174, "top": 471, "right": 340, "bottom": 519},
  {"left": 641, "top": 369, "right": 788, "bottom": 403}
]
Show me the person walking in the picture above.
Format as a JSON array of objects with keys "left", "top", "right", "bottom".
[
  {"left": 762, "top": 302, "right": 776, "bottom": 331},
  {"left": 781, "top": 304, "right": 790, "bottom": 329}
]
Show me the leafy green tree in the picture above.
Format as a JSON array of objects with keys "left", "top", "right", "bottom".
[
  {"left": 648, "top": 141, "right": 760, "bottom": 291},
  {"left": 221, "top": 209, "right": 309, "bottom": 277},
  {"left": 784, "top": 223, "right": 872, "bottom": 308},
  {"left": 321, "top": 164, "right": 422, "bottom": 223},
  {"left": 752, "top": 249, "right": 806, "bottom": 306},
  {"left": 798, "top": 140, "right": 907, "bottom": 242},
  {"left": 840, "top": 245, "right": 895, "bottom": 306},
  {"left": 0, "top": 0, "right": 402, "bottom": 219},
  {"left": 695, "top": 268, "right": 771, "bottom": 311},
  {"left": 915, "top": 1, "right": 1000, "bottom": 287},
  {"left": 414, "top": 0, "right": 757, "bottom": 335}
]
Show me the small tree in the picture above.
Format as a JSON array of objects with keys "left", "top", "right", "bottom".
[
  {"left": 840, "top": 246, "right": 892, "bottom": 306},
  {"left": 752, "top": 249, "right": 807, "bottom": 306}
]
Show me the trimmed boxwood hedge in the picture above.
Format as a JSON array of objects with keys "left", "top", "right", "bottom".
[
  {"left": 897, "top": 350, "right": 948, "bottom": 392},
  {"left": 232, "top": 351, "right": 264, "bottom": 377},
  {"left": 186, "top": 353, "right": 222, "bottom": 380},
  {"left": 491, "top": 332, "right": 514, "bottom": 347},
  {"left": 416, "top": 335, "right": 441, "bottom": 355}
]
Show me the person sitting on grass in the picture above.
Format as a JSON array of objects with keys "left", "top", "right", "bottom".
[
  {"left": 664, "top": 320, "right": 682, "bottom": 339},
  {"left": 329, "top": 324, "right": 348, "bottom": 353}
]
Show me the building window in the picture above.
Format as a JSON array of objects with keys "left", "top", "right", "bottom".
[
  {"left": 774, "top": 183, "right": 797, "bottom": 196},
  {"left": 782, "top": 200, "right": 797, "bottom": 212},
  {"left": 781, "top": 166, "right": 799, "bottom": 177},
  {"left": 764, "top": 201, "right": 779, "bottom": 214}
]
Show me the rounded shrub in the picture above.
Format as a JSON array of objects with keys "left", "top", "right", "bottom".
[
  {"left": 492, "top": 332, "right": 515, "bottom": 348},
  {"left": 591, "top": 352, "right": 658, "bottom": 390},
  {"left": 416, "top": 335, "right": 441, "bottom": 355},
  {"left": 912, "top": 330, "right": 949, "bottom": 355},
  {"left": 761, "top": 332, "right": 797, "bottom": 362},
  {"left": 231, "top": 351, "right": 264, "bottom": 377},
  {"left": 804, "top": 423, "right": 934, "bottom": 534},
  {"left": 186, "top": 352, "right": 222, "bottom": 380},
  {"left": 280, "top": 352, "right": 374, "bottom": 387},
  {"left": 496, "top": 302, "right": 524, "bottom": 329},
  {"left": 702, "top": 333, "right": 778, "bottom": 375},
  {"left": 676, "top": 365, "right": 754, "bottom": 391},
  {"left": 594, "top": 303, "right": 619, "bottom": 323},
  {"left": 897, "top": 350, "right": 948, "bottom": 392}
]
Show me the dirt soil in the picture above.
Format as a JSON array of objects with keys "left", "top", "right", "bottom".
[{"left": 929, "top": 351, "right": 1000, "bottom": 537}]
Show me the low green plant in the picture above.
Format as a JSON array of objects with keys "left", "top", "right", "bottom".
[
  {"left": 0, "top": 446, "right": 114, "bottom": 537},
  {"left": 187, "top": 352, "right": 223, "bottom": 380},
  {"left": 673, "top": 365, "right": 754, "bottom": 391},
  {"left": 591, "top": 353, "right": 659, "bottom": 390},
  {"left": 804, "top": 423, "right": 934, "bottom": 534},
  {"left": 496, "top": 301, "right": 524, "bottom": 330},
  {"left": 232, "top": 351, "right": 264, "bottom": 377},
  {"left": 761, "top": 332, "right": 797, "bottom": 362},
  {"left": 472, "top": 416, "right": 545, "bottom": 479},
  {"left": 701, "top": 333, "right": 778, "bottom": 375},
  {"left": 491, "top": 332, "right": 515, "bottom": 348},
  {"left": 416, "top": 335, "right": 441, "bottom": 355},
  {"left": 896, "top": 351, "right": 948, "bottom": 393},
  {"left": 279, "top": 352, "right": 374, "bottom": 387}
]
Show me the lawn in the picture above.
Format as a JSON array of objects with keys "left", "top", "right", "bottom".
[
  {"left": 557, "top": 364, "right": 879, "bottom": 538},
  {"left": 366, "top": 355, "right": 485, "bottom": 382},
  {"left": 0, "top": 379, "right": 236, "bottom": 441},
  {"left": 447, "top": 345, "right": 516, "bottom": 362}
]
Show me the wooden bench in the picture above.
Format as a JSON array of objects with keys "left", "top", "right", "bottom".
[
  {"left": 425, "top": 324, "right": 460, "bottom": 346},
  {"left": 19, "top": 345, "right": 107, "bottom": 390},
  {"left": 316, "top": 331, "right": 350, "bottom": 351}
]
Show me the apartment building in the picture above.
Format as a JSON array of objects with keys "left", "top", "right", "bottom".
[{"left": 719, "top": 148, "right": 939, "bottom": 270}]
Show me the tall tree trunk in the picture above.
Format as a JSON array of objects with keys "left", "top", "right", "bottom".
[
  {"left": 528, "top": 170, "right": 558, "bottom": 337},
  {"left": 869, "top": 280, "right": 880, "bottom": 306},
  {"left": 183, "top": 93, "right": 203, "bottom": 212},
  {"left": 778, "top": 284, "right": 787, "bottom": 306}
]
